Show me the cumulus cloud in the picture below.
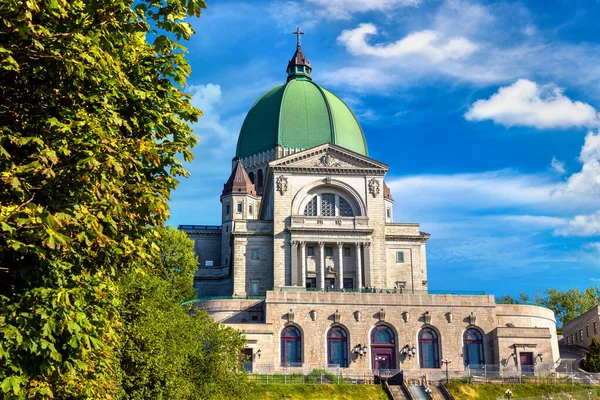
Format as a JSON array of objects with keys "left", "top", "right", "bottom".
[
  {"left": 465, "top": 79, "right": 600, "bottom": 129},
  {"left": 557, "top": 131, "right": 600, "bottom": 199},
  {"left": 551, "top": 157, "right": 566, "bottom": 174},
  {"left": 555, "top": 211, "right": 600, "bottom": 237},
  {"left": 338, "top": 23, "right": 478, "bottom": 62},
  {"left": 270, "top": 0, "right": 420, "bottom": 25}
]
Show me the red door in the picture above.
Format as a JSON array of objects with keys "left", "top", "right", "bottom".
[
  {"left": 520, "top": 352, "right": 534, "bottom": 375},
  {"left": 372, "top": 347, "right": 395, "bottom": 372}
]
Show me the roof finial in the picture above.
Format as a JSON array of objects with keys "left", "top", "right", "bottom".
[{"left": 292, "top": 26, "right": 304, "bottom": 48}]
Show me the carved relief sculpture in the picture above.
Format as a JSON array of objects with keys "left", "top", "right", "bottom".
[
  {"left": 368, "top": 178, "right": 380, "bottom": 197},
  {"left": 276, "top": 175, "right": 288, "bottom": 195}
]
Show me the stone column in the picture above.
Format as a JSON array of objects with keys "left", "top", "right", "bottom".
[
  {"left": 363, "top": 242, "right": 371, "bottom": 287},
  {"left": 291, "top": 240, "right": 298, "bottom": 286},
  {"left": 337, "top": 242, "right": 344, "bottom": 290},
  {"left": 300, "top": 242, "right": 307, "bottom": 288},
  {"left": 318, "top": 241, "right": 325, "bottom": 290},
  {"left": 355, "top": 242, "right": 362, "bottom": 291}
]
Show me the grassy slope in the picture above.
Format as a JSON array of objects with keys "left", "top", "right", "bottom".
[
  {"left": 250, "top": 384, "right": 388, "bottom": 400},
  {"left": 447, "top": 383, "right": 599, "bottom": 400}
]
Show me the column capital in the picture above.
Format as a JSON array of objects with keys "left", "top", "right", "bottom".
[
  {"left": 336, "top": 241, "right": 344, "bottom": 248},
  {"left": 364, "top": 242, "right": 371, "bottom": 248},
  {"left": 318, "top": 241, "right": 325, "bottom": 248},
  {"left": 300, "top": 241, "right": 306, "bottom": 247},
  {"left": 354, "top": 242, "right": 362, "bottom": 248},
  {"left": 291, "top": 240, "right": 299, "bottom": 247}
]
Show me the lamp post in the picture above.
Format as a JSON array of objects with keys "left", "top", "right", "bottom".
[
  {"left": 401, "top": 344, "right": 417, "bottom": 359},
  {"left": 441, "top": 358, "right": 451, "bottom": 383},
  {"left": 424, "top": 387, "right": 432, "bottom": 399},
  {"left": 505, "top": 389, "right": 513, "bottom": 400}
]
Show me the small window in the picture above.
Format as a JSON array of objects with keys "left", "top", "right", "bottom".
[
  {"left": 343, "top": 247, "right": 351, "bottom": 257},
  {"left": 205, "top": 260, "right": 214, "bottom": 267},
  {"left": 325, "top": 247, "right": 333, "bottom": 257},
  {"left": 386, "top": 208, "right": 391, "bottom": 218},
  {"left": 572, "top": 334, "right": 575, "bottom": 343},
  {"left": 307, "top": 246, "right": 314, "bottom": 256},
  {"left": 249, "top": 203, "right": 254, "bottom": 215},
  {"left": 395, "top": 281, "right": 406, "bottom": 289},
  {"left": 594, "top": 322, "right": 597, "bottom": 334},
  {"left": 237, "top": 202, "right": 243, "bottom": 213},
  {"left": 226, "top": 226, "right": 229, "bottom": 233},
  {"left": 587, "top": 326, "right": 590, "bottom": 337},
  {"left": 566, "top": 336, "right": 570, "bottom": 345},
  {"left": 580, "top": 330, "right": 583, "bottom": 341},
  {"left": 251, "top": 280, "right": 259, "bottom": 294},
  {"left": 226, "top": 204, "right": 230, "bottom": 214},
  {"left": 251, "top": 249, "right": 259, "bottom": 260},
  {"left": 396, "top": 251, "right": 404, "bottom": 263}
]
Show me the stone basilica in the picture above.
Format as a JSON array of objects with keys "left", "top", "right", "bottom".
[{"left": 181, "top": 34, "right": 559, "bottom": 376}]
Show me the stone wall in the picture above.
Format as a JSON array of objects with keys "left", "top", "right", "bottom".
[{"left": 563, "top": 306, "right": 600, "bottom": 349}]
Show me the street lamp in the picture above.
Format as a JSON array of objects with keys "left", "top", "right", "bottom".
[
  {"left": 424, "top": 387, "right": 432, "bottom": 398},
  {"left": 401, "top": 344, "right": 417, "bottom": 358},
  {"left": 353, "top": 344, "right": 368, "bottom": 358},
  {"left": 441, "top": 358, "right": 452, "bottom": 383},
  {"left": 505, "top": 389, "right": 513, "bottom": 400}
]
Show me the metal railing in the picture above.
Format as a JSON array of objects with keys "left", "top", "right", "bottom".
[
  {"left": 496, "top": 389, "right": 600, "bottom": 400},
  {"left": 181, "top": 295, "right": 266, "bottom": 306},
  {"left": 274, "top": 287, "right": 486, "bottom": 295},
  {"left": 246, "top": 363, "right": 399, "bottom": 384}
]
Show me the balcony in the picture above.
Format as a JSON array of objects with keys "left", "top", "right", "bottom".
[{"left": 288, "top": 215, "right": 371, "bottom": 231}]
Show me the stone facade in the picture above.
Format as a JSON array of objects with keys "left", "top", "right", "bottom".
[
  {"left": 182, "top": 143, "right": 560, "bottom": 374},
  {"left": 562, "top": 306, "right": 600, "bottom": 349}
]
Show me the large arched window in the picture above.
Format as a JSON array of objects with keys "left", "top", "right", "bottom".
[
  {"left": 464, "top": 328, "right": 484, "bottom": 366},
  {"left": 302, "top": 193, "right": 356, "bottom": 217},
  {"left": 327, "top": 326, "right": 348, "bottom": 367},
  {"left": 419, "top": 328, "right": 440, "bottom": 368},
  {"left": 248, "top": 172, "right": 255, "bottom": 184},
  {"left": 371, "top": 325, "right": 395, "bottom": 345},
  {"left": 281, "top": 326, "right": 302, "bottom": 366}
]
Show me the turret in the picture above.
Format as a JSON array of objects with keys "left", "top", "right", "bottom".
[{"left": 220, "top": 159, "right": 257, "bottom": 267}]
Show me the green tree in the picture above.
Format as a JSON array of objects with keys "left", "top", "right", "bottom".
[
  {"left": 117, "top": 226, "right": 251, "bottom": 400},
  {"left": 581, "top": 337, "right": 600, "bottom": 373},
  {"left": 0, "top": 0, "right": 205, "bottom": 398},
  {"left": 534, "top": 287, "right": 600, "bottom": 326}
]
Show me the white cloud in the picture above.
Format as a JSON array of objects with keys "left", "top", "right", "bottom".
[
  {"left": 556, "top": 211, "right": 600, "bottom": 237},
  {"left": 465, "top": 79, "right": 600, "bottom": 129},
  {"left": 270, "top": 0, "right": 420, "bottom": 25},
  {"left": 556, "top": 131, "right": 600, "bottom": 199},
  {"left": 551, "top": 157, "right": 566, "bottom": 175},
  {"left": 338, "top": 23, "right": 478, "bottom": 62}
]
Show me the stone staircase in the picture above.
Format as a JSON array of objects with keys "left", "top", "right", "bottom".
[{"left": 388, "top": 384, "right": 409, "bottom": 399}]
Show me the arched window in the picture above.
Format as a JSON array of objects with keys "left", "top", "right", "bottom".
[
  {"left": 302, "top": 193, "right": 357, "bottom": 217},
  {"left": 281, "top": 326, "right": 302, "bottom": 366},
  {"left": 257, "top": 169, "right": 263, "bottom": 189},
  {"left": 464, "top": 329, "right": 484, "bottom": 366},
  {"left": 248, "top": 172, "right": 255, "bottom": 184},
  {"left": 320, "top": 193, "right": 335, "bottom": 216},
  {"left": 419, "top": 328, "right": 440, "bottom": 368},
  {"left": 371, "top": 325, "right": 395, "bottom": 344},
  {"left": 339, "top": 197, "right": 354, "bottom": 217},
  {"left": 304, "top": 196, "right": 317, "bottom": 216},
  {"left": 327, "top": 326, "right": 348, "bottom": 367}
]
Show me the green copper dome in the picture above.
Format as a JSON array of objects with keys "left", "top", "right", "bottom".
[{"left": 235, "top": 43, "right": 368, "bottom": 159}]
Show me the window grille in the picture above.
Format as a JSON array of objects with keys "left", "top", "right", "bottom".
[
  {"left": 339, "top": 196, "right": 354, "bottom": 216},
  {"left": 321, "top": 193, "right": 335, "bottom": 216},
  {"left": 303, "top": 196, "right": 317, "bottom": 216}
]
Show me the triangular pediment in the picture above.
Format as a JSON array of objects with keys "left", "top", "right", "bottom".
[{"left": 269, "top": 143, "right": 389, "bottom": 172}]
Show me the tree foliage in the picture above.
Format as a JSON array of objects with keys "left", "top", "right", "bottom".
[
  {"left": 117, "top": 226, "right": 251, "bottom": 400},
  {"left": 0, "top": 0, "right": 205, "bottom": 398},
  {"left": 533, "top": 287, "right": 600, "bottom": 326},
  {"left": 581, "top": 338, "right": 600, "bottom": 373}
]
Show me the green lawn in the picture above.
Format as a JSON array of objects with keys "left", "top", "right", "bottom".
[
  {"left": 249, "top": 384, "right": 388, "bottom": 400},
  {"left": 446, "top": 382, "right": 600, "bottom": 399}
]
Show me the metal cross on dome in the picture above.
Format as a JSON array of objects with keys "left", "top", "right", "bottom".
[{"left": 292, "top": 26, "right": 304, "bottom": 47}]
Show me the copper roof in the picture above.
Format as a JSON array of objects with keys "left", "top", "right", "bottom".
[
  {"left": 222, "top": 160, "right": 256, "bottom": 197},
  {"left": 287, "top": 46, "right": 311, "bottom": 71}
]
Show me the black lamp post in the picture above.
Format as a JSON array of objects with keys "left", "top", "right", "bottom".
[{"left": 505, "top": 389, "right": 513, "bottom": 400}]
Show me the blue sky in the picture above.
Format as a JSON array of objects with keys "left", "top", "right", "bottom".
[{"left": 168, "top": 0, "right": 600, "bottom": 297}]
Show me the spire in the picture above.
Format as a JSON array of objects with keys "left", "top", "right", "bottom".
[
  {"left": 222, "top": 159, "right": 256, "bottom": 197},
  {"left": 286, "top": 26, "right": 312, "bottom": 82}
]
